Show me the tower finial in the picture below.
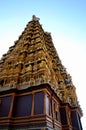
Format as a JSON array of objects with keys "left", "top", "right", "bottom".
[{"left": 32, "top": 15, "right": 40, "bottom": 21}]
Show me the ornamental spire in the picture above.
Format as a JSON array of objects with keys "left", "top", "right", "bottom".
[{"left": 32, "top": 15, "right": 40, "bottom": 21}]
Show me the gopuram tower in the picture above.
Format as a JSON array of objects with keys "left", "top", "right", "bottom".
[{"left": 0, "top": 15, "right": 83, "bottom": 130}]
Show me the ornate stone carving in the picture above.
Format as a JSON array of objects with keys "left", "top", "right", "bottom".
[{"left": 0, "top": 15, "right": 79, "bottom": 108}]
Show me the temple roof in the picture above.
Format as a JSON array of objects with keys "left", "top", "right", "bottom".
[{"left": 0, "top": 15, "right": 81, "bottom": 110}]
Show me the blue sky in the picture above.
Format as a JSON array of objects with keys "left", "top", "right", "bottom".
[{"left": 0, "top": 0, "right": 86, "bottom": 129}]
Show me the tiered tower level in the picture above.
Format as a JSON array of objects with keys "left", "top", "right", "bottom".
[{"left": 0, "top": 16, "right": 83, "bottom": 130}]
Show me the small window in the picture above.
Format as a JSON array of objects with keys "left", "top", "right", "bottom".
[
  {"left": 13, "top": 94, "right": 32, "bottom": 117},
  {"left": 15, "top": 64, "right": 18, "bottom": 68},
  {"left": 8, "top": 62, "right": 12, "bottom": 65},
  {"left": 37, "top": 60, "right": 41, "bottom": 64},
  {"left": 34, "top": 92, "right": 44, "bottom": 115},
  {"left": 0, "top": 96, "right": 12, "bottom": 117},
  {"left": 0, "top": 80, "right": 4, "bottom": 86},
  {"left": 20, "top": 64, "right": 23, "bottom": 70},
  {"left": 46, "top": 94, "right": 51, "bottom": 115}
]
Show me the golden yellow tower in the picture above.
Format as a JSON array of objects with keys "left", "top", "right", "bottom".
[{"left": 0, "top": 15, "right": 83, "bottom": 130}]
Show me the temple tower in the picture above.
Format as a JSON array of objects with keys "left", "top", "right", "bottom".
[{"left": 0, "top": 15, "right": 83, "bottom": 130}]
